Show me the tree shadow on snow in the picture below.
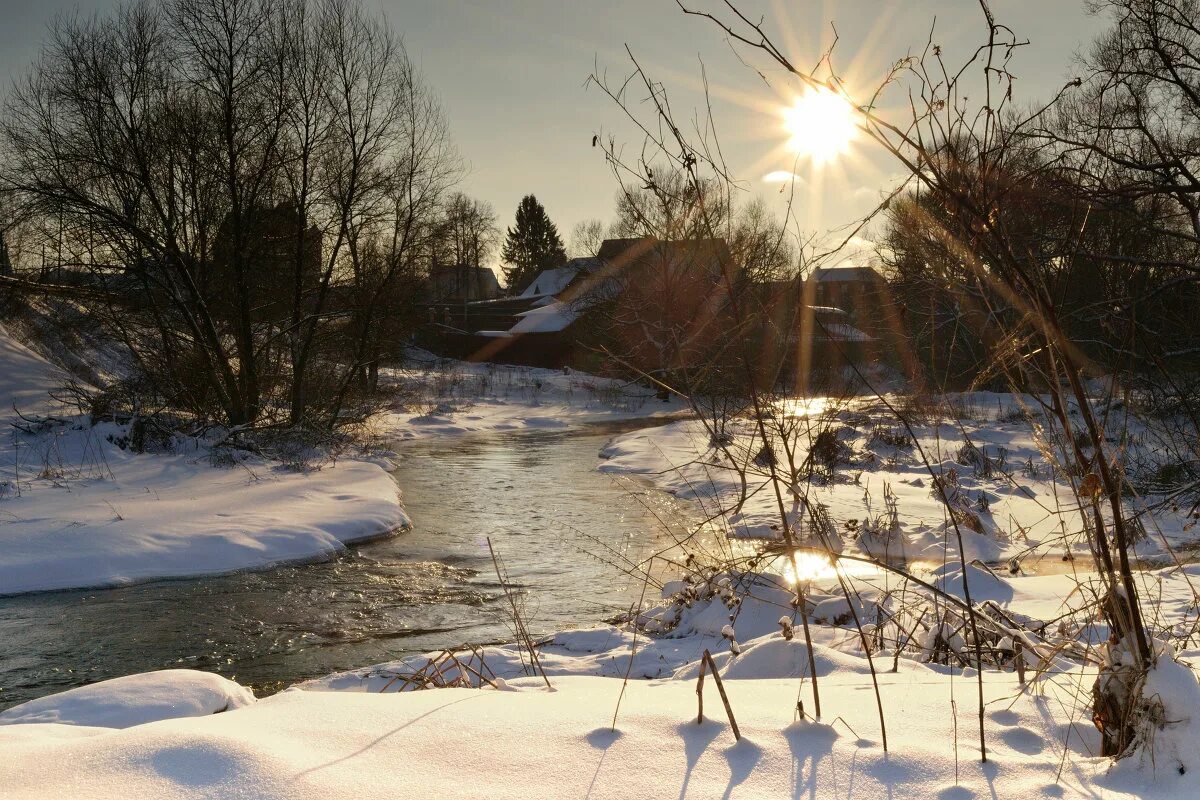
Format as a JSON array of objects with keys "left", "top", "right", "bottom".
[
  {"left": 784, "top": 721, "right": 838, "bottom": 800},
  {"left": 720, "top": 737, "right": 763, "bottom": 800},
  {"left": 294, "top": 694, "right": 482, "bottom": 778},
  {"left": 583, "top": 727, "right": 624, "bottom": 799},
  {"left": 676, "top": 719, "right": 725, "bottom": 799}
]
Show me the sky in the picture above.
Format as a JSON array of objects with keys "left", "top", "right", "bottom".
[{"left": 0, "top": 0, "right": 1111, "bottom": 268}]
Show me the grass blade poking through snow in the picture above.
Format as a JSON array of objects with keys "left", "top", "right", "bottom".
[
  {"left": 487, "top": 537, "right": 552, "bottom": 689},
  {"left": 696, "top": 649, "right": 741, "bottom": 741}
]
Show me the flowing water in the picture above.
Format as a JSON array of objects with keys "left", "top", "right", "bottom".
[
  {"left": 0, "top": 417, "right": 1140, "bottom": 712},
  {"left": 0, "top": 421, "right": 704, "bottom": 711}
]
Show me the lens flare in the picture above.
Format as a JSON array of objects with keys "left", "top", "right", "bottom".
[{"left": 783, "top": 87, "right": 857, "bottom": 165}]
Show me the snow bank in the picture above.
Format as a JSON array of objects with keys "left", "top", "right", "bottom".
[
  {"left": 0, "top": 670, "right": 255, "bottom": 729},
  {"left": 596, "top": 400, "right": 1196, "bottom": 566},
  {"left": 0, "top": 327, "right": 409, "bottom": 595},
  {"left": 381, "top": 357, "right": 687, "bottom": 440},
  {"left": 0, "top": 444, "right": 407, "bottom": 594},
  {"left": 0, "top": 321, "right": 71, "bottom": 415},
  {"left": 0, "top": 669, "right": 1155, "bottom": 799}
]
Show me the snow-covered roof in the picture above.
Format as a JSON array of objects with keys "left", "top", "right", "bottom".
[
  {"left": 517, "top": 258, "right": 602, "bottom": 299},
  {"left": 807, "top": 305, "right": 849, "bottom": 317},
  {"left": 816, "top": 322, "right": 874, "bottom": 342},
  {"left": 509, "top": 301, "right": 580, "bottom": 334},
  {"left": 811, "top": 267, "right": 883, "bottom": 283}
]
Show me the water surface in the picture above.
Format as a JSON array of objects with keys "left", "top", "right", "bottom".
[{"left": 0, "top": 422, "right": 700, "bottom": 710}]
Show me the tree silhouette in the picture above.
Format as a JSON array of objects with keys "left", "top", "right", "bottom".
[{"left": 501, "top": 195, "right": 567, "bottom": 291}]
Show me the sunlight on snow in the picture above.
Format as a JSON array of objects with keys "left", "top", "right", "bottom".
[{"left": 775, "top": 396, "right": 830, "bottom": 418}]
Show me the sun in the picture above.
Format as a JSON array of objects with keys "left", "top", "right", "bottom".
[{"left": 783, "top": 86, "right": 858, "bottom": 165}]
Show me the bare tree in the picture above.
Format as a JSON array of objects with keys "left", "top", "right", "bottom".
[
  {"left": 569, "top": 218, "right": 607, "bottom": 258},
  {"left": 582, "top": 0, "right": 1196, "bottom": 764},
  {"left": 0, "top": 0, "right": 456, "bottom": 427}
]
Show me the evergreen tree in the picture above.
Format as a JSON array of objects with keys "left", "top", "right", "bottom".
[{"left": 501, "top": 195, "right": 567, "bottom": 291}]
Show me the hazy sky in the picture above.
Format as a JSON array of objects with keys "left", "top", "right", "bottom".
[{"left": 0, "top": 0, "right": 1110, "bottom": 267}]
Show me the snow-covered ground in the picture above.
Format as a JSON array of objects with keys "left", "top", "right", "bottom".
[
  {"left": 6, "top": 371, "right": 1200, "bottom": 796},
  {"left": 5, "top": 563, "right": 1200, "bottom": 799},
  {"left": 0, "top": 324, "right": 408, "bottom": 595},
  {"left": 0, "top": 670, "right": 1139, "bottom": 800},
  {"left": 597, "top": 395, "right": 1200, "bottom": 565},
  {"left": 8, "top": 330, "right": 1200, "bottom": 797},
  {"left": 375, "top": 351, "right": 689, "bottom": 440}
]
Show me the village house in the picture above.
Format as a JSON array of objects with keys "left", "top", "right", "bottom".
[
  {"left": 804, "top": 265, "right": 890, "bottom": 337},
  {"left": 416, "top": 238, "right": 891, "bottom": 388},
  {"left": 424, "top": 263, "right": 503, "bottom": 303}
]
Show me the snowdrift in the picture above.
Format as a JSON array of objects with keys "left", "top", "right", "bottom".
[{"left": 0, "top": 325, "right": 408, "bottom": 594}]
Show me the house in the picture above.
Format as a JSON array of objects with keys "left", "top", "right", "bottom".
[
  {"left": 417, "top": 238, "right": 737, "bottom": 371},
  {"left": 424, "top": 263, "right": 502, "bottom": 303},
  {"left": 517, "top": 257, "right": 603, "bottom": 302},
  {"left": 805, "top": 266, "right": 889, "bottom": 336},
  {"left": 417, "top": 241, "right": 897, "bottom": 388}
]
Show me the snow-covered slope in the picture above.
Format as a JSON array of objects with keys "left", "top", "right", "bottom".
[
  {"left": 0, "top": 321, "right": 71, "bottom": 416},
  {"left": 0, "top": 325, "right": 408, "bottom": 595},
  {"left": 0, "top": 665, "right": 1181, "bottom": 799},
  {"left": 0, "top": 670, "right": 254, "bottom": 729}
]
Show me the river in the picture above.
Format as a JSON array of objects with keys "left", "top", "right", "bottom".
[{"left": 0, "top": 421, "right": 704, "bottom": 711}]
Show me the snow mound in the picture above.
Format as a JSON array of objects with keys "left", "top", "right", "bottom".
[
  {"left": 0, "top": 670, "right": 255, "bottom": 729},
  {"left": 928, "top": 562, "right": 1014, "bottom": 604},
  {"left": 0, "top": 322, "right": 71, "bottom": 417},
  {"left": 674, "top": 635, "right": 907, "bottom": 680}
]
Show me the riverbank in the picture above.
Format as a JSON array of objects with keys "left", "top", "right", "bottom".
[
  {"left": 597, "top": 395, "right": 1200, "bottom": 565},
  {"left": 375, "top": 351, "right": 690, "bottom": 440},
  {"left": 0, "top": 324, "right": 408, "bottom": 596},
  {"left": 0, "top": 332, "right": 688, "bottom": 596},
  {"left": 6, "top": 558, "right": 1200, "bottom": 798}
]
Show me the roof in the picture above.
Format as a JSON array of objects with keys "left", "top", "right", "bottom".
[
  {"left": 811, "top": 266, "right": 884, "bottom": 283},
  {"left": 509, "top": 301, "right": 580, "bottom": 334},
  {"left": 427, "top": 264, "right": 502, "bottom": 292},
  {"left": 517, "top": 258, "right": 602, "bottom": 299},
  {"left": 597, "top": 237, "right": 732, "bottom": 269},
  {"left": 815, "top": 322, "right": 875, "bottom": 342}
]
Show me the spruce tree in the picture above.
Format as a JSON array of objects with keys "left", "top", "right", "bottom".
[{"left": 501, "top": 195, "right": 567, "bottom": 292}]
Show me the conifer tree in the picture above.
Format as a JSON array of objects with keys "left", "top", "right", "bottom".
[{"left": 501, "top": 195, "right": 567, "bottom": 291}]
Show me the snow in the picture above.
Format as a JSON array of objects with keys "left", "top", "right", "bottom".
[
  {"left": 0, "top": 326, "right": 409, "bottom": 595},
  {"left": 596, "top": 395, "right": 1200, "bottom": 564},
  {"left": 1108, "top": 648, "right": 1200, "bottom": 782},
  {"left": 380, "top": 355, "right": 688, "bottom": 440},
  {"left": 517, "top": 266, "right": 580, "bottom": 298},
  {"left": 515, "top": 258, "right": 602, "bottom": 299},
  {"left": 0, "top": 321, "right": 71, "bottom": 416},
  {"left": 0, "top": 670, "right": 255, "bottom": 729},
  {"left": 0, "top": 653, "right": 1186, "bottom": 799},
  {"left": 509, "top": 300, "right": 580, "bottom": 333},
  {"left": 9, "top": 337, "right": 1200, "bottom": 797}
]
